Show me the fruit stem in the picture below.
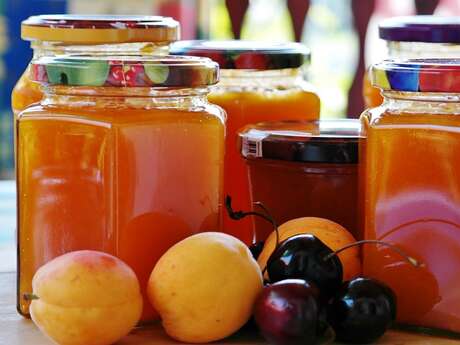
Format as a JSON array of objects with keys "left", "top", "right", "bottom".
[
  {"left": 225, "top": 195, "right": 280, "bottom": 255},
  {"left": 323, "top": 240, "right": 422, "bottom": 267},
  {"left": 23, "top": 293, "right": 39, "bottom": 301}
]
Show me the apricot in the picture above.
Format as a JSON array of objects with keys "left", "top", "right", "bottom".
[
  {"left": 258, "top": 217, "right": 361, "bottom": 281},
  {"left": 147, "top": 232, "right": 263, "bottom": 343},
  {"left": 30, "top": 250, "right": 143, "bottom": 345}
]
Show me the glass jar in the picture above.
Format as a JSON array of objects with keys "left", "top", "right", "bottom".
[
  {"left": 362, "top": 59, "right": 460, "bottom": 334},
  {"left": 364, "top": 15, "right": 460, "bottom": 108},
  {"left": 16, "top": 55, "right": 224, "bottom": 322},
  {"left": 12, "top": 15, "right": 180, "bottom": 115},
  {"left": 239, "top": 120, "right": 360, "bottom": 242},
  {"left": 171, "top": 40, "right": 321, "bottom": 244}
]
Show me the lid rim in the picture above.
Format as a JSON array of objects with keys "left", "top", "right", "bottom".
[
  {"left": 379, "top": 15, "right": 460, "bottom": 43},
  {"left": 371, "top": 58, "right": 460, "bottom": 93},
  {"left": 171, "top": 40, "right": 311, "bottom": 70},
  {"left": 31, "top": 55, "right": 219, "bottom": 88},
  {"left": 239, "top": 120, "right": 360, "bottom": 164},
  {"left": 21, "top": 15, "right": 180, "bottom": 43}
]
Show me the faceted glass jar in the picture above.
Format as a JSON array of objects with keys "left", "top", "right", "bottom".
[
  {"left": 12, "top": 15, "right": 179, "bottom": 115},
  {"left": 16, "top": 56, "right": 224, "bottom": 322},
  {"left": 362, "top": 59, "right": 460, "bottom": 334},
  {"left": 364, "top": 15, "right": 460, "bottom": 108},
  {"left": 172, "top": 41, "right": 321, "bottom": 244}
]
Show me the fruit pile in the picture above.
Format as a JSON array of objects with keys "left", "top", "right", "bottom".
[
  {"left": 227, "top": 197, "right": 399, "bottom": 344},
  {"left": 26, "top": 199, "right": 417, "bottom": 345}
]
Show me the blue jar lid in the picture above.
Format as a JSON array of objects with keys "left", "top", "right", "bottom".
[
  {"left": 371, "top": 58, "right": 460, "bottom": 93},
  {"left": 379, "top": 16, "right": 460, "bottom": 43}
]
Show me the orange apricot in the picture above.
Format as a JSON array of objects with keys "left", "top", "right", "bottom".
[
  {"left": 258, "top": 217, "right": 361, "bottom": 281},
  {"left": 30, "top": 250, "right": 142, "bottom": 345}
]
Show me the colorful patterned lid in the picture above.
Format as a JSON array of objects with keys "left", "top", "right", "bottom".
[
  {"left": 379, "top": 16, "right": 460, "bottom": 43},
  {"left": 22, "top": 15, "right": 180, "bottom": 44},
  {"left": 30, "top": 55, "right": 219, "bottom": 87},
  {"left": 170, "top": 40, "right": 310, "bottom": 70},
  {"left": 371, "top": 58, "right": 460, "bottom": 93},
  {"left": 239, "top": 120, "right": 361, "bottom": 164}
]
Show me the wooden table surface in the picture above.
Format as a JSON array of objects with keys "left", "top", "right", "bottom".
[{"left": 1, "top": 272, "right": 460, "bottom": 345}]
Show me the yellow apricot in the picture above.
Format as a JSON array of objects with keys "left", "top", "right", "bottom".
[
  {"left": 30, "top": 250, "right": 142, "bottom": 345},
  {"left": 148, "top": 232, "right": 263, "bottom": 343}
]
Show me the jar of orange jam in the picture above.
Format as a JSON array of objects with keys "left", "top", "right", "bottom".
[
  {"left": 16, "top": 55, "right": 224, "bottom": 321},
  {"left": 171, "top": 41, "right": 320, "bottom": 244},
  {"left": 12, "top": 15, "right": 179, "bottom": 115},
  {"left": 239, "top": 120, "right": 360, "bottom": 241},
  {"left": 362, "top": 59, "right": 460, "bottom": 334},
  {"left": 364, "top": 16, "right": 460, "bottom": 108}
]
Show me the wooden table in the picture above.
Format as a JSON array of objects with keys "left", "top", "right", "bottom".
[{"left": 1, "top": 272, "right": 460, "bottom": 345}]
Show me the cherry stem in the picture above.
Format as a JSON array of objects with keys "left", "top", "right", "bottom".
[
  {"left": 253, "top": 201, "right": 279, "bottom": 248},
  {"left": 323, "top": 240, "right": 422, "bottom": 267},
  {"left": 225, "top": 196, "right": 270, "bottom": 223},
  {"left": 23, "top": 293, "right": 39, "bottom": 301},
  {"left": 225, "top": 195, "right": 280, "bottom": 275}
]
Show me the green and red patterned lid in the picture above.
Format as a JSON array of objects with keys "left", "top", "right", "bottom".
[
  {"left": 30, "top": 55, "right": 219, "bottom": 87},
  {"left": 372, "top": 58, "right": 460, "bottom": 93},
  {"left": 170, "top": 40, "right": 310, "bottom": 70}
]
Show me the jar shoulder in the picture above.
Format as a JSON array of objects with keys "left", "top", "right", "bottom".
[{"left": 17, "top": 100, "right": 226, "bottom": 126}]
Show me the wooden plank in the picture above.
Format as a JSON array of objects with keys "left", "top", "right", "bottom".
[{"left": 1, "top": 272, "right": 460, "bottom": 345}]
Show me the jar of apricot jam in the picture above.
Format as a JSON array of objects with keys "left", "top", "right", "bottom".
[
  {"left": 362, "top": 59, "right": 460, "bottom": 334},
  {"left": 16, "top": 55, "right": 224, "bottom": 321},
  {"left": 172, "top": 41, "right": 321, "bottom": 244},
  {"left": 364, "top": 16, "right": 460, "bottom": 108},
  {"left": 12, "top": 15, "right": 179, "bottom": 115},
  {"left": 238, "top": 120, "right": 360, "bottom": 242}
]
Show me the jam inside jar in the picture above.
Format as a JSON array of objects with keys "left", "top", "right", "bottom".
[
  {"left": 12, "top": 15, "right": 180, "bottom": 115},
  {"left": 364, "top": 15, "right": 460, "bottom": 108},
  {"left": 362, "top": 59, "right": 460, "bottom": 334},
  {"left": 16, "top": 55, "right": 224, "bottom": 321},
  {"left": 172, "top": 40, "right": 321, "bottom": 244},
  {"left": 238, "top": 119, "right": 360, "bottom": 242}
]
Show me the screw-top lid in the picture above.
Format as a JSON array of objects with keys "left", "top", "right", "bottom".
[
  {"left": 379, "top": 15, "right": 460, "bottom": 43},
  {"left": 22, "top": 15, "right": 180, "bottom": 44},
  {"left": 239, "top": 120, "right": 361, "bottom": 164},
  {"left": 30, "top": 55, "right": 219, "bottom": 87},
  {"left": 371, "top": 58, "right": 460, "bottom": 93},
  {"left": 170, "top": 40, "right": 310, "bottom": 70}
]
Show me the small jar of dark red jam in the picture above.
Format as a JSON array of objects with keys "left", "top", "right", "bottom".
[{"left": 238, "top": 120, "right": 361, "bottom": 241}]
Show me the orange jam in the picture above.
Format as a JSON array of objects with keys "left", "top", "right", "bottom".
[
  {"left": 364, "top": 16, "right": 460, "bottom": 109},
  {"left": 362, "top": 59, "right": 460, "bottom": 333},
  {"left": 239, "top": 120, "right": 360, "bottom": 241},
  {"left": 12, "top": 15, "right": 179, "bottom": 115},
  {"left": 17, "top": 56, "right": 224, "bottom": 321},
  {"left": 172, "top": 41, "right": 320, "bottom": 244}
]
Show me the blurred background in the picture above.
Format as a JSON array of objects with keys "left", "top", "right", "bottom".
[{"left": 0, "top": 0, "right": 457, "bottom": 270}]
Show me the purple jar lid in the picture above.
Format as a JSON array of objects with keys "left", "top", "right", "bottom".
[{"left": 379, "top": 16, "right": 460, "bottom": 43}]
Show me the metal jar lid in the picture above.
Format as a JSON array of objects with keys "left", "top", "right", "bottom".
[
  {"left": 379, "top": 15, "right": 460, "bottom": 43},
  {"left": 31, "top": 55, "right": 219, "bottom": 88},
  {"left": 239, "top": 120, "right": 361, "bottom": 164},
  {"left": 371, "top": 58, "right": 460, "bottom": 93},
  {"left": 22, "top": 15, "right": 180, "bottom": 44},
  {"left": 171, "top": 40, "right": 310, "bottom": 70}
]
